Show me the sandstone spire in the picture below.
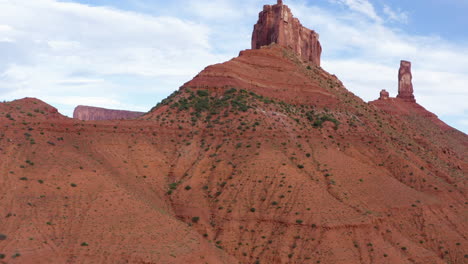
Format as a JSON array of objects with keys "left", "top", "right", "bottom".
[
  {"left": 397, "top": 60, "right": 416, "bottom": 102},
  {"left": 252, "top": 1, "right": 322, "bottom": 66}
]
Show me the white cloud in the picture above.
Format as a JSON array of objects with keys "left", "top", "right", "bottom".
[
  {"left": 0, "top": 0, "right": 229, "bottom": 114},
  {"left": 459, "top": 119, "right": 468, "bottom": 126},
  {"left": 330, "top": 0, "right": 382, "bottom": 23},
  {"left": 383, "top": 5, "right": 409, "bottom": 24}
]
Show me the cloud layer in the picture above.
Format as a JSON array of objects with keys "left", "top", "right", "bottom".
[
  {"left": 0, "top": 0, "right": 229, "bottom": 114},
  {"left": 0, "top": 0, "right": 466, "bottom": 132}
]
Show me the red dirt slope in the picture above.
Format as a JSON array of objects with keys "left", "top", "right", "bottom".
[{"left": 1, "top": 45, "right": 465, "bottom": 263}]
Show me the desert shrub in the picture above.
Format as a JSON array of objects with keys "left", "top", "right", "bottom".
[
  {"left": 225, "top": 88, "right": 237, "bottom": 94},
  {"left": 196, "top": 90, "right": 209, "bottom": 97},
  {"left": 194, "top": 97, "right": 210, "bottom": 112},
  {"left": 169, "top": 182, "right": 178, "bottom": 190}
]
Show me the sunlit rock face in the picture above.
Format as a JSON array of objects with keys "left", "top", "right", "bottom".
[
  {"left": 252, "top": 0, "right": 322, "bottom": 66},
  {"left": 397, "top": 60, "right": 416, "bottom": 102}
]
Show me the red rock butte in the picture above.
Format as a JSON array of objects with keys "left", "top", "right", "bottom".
[
  {"left": 397, "top": 60, "right": 416, "bottom": 102},
  {"left": 252, "top": 0, "right": 322, "bottom": 66},
  {"left": 73, "top": 105, "right": 144, "bottom": 121}
]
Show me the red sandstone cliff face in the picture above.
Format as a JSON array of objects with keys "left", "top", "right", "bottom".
[
  {"left": 397, "top": 60, "right": 415, "bottom": 102},
  {"left": 252, "top": 0, "right": 322, "bottom": 66},
  {"left": 73, "top": 105, "right": 144, "bottom": 121}
]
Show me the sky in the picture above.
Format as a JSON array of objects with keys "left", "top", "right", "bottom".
[{"left": 0, "top": 0, "right": 467, "bottom": 133}]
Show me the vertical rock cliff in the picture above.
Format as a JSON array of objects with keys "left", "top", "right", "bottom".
[
  {"left": 252, "top": 0, "right": 322, "bottom": 66},
  {"left": 397, "top": 60, "right": 416, "bottom": 102}
]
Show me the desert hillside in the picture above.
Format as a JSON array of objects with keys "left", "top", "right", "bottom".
[{"left": 0, "top": 1, "right": 466, "bottom": 264}]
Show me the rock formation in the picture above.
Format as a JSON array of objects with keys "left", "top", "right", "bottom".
[
  {"left": 1, "top": 2, "right": 466, "bottom": 263},
  {"left": 397, "top": 60, "right": 416, "bottom": 102},
  {"left": 252, "top": 0, "right": 322, "bottom": 66},
  {"left": 379, "top": 89, "right": 390, "bottom": 100},
  {"left": 73, "top": 105, "right": 144, "bottom": 121}
]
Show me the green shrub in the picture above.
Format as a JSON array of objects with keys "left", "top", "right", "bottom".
[
  {"left": 194, "top": 97, "right": 210, "bottom": 112},
  {"left": 196, "top": 90, "right": 209, "bottom": 97},
  {"left": 225, "top": 88, "right": 237, "bottom": 94},
  {"left": 169, "top": 182, "right": 178, "bottom": 190}
]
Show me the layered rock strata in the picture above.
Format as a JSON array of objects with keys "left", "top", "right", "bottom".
[{"left": 252, "top": 0, "right": 322, "bottom": 66}]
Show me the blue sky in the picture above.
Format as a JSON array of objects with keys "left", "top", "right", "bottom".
[{"left": 0, "top": 0, "right": 467, "bottom": 133}]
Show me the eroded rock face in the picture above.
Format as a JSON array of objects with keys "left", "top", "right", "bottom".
[
  {"left": 397, "top": 60, "right": 415, "bottom": 102},
  {"left": 252, "top": 0, "right": 322, "bottom": 66},
  {"left": 379, "top": 89, "right": 390, "bottom": 100},
  {"left": 73, "top": 105, "right": 144, "bottom": 121}
]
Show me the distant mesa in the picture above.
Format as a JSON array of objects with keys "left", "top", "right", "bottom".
[
  {"left": 73, "top": 105, "right": 144, "bottom": 121},
  {"left": 252, "top": 0, "right": 322, "bottom": 66},
  {"left": 397, "top": 60, "right": 416, "bottom": 102}
]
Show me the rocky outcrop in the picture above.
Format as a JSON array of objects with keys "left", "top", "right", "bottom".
[
  {"left": 379, "top": 89, "right": 390, "bottom": 100},
  {"left": 252, "top": 0, "right": 322, "bottom": 66},
  {"left": 73, "top": 105, "right": 144, "bottom": 121},
  {"left": 397, "top": 60, "right": 415, "bottom": 102}
]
